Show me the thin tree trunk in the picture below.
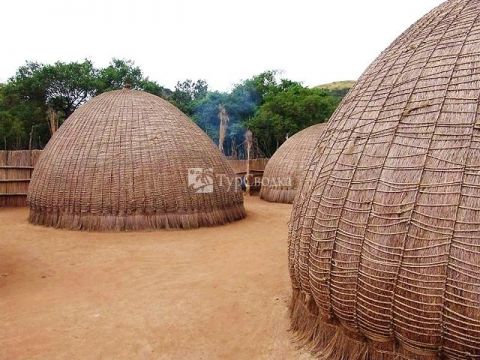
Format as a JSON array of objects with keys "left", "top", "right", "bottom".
[
  {"left": 218, "top": 104, "right": 229, "bottom": 155},
  {"left": 47, "top": 107, "right": 59, "bottom": 135},
  {"left": 245, "top": 130, "right": 253, "bottom": 195},
  {"left": 29, "top": 126, "right": 34, "bottom": 150}
]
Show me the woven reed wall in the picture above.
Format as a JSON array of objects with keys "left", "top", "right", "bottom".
[
  {"left": 260, "top": 123, "right": 326, "bottom": 204},
  {"left": 228, "top": 158, "right": 269, "bottom": 174},
  {"left": 28, "top": 89, "right": 245, "bottom": 231},
  {"left": 0, "top": 150, "right": 42, "bottom": 207},
  {"left": 289, "top": 0, "right": 480, "bottom": 359}
]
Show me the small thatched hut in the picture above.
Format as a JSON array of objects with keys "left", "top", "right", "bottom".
[
  {"left": 289, "top": 0, "right": 480, "bottom": 359},
  {"left": 260, "top": 123, "right": 326, "bottom": 203},
  {"left": 28, "top": 88, "right": 245, "bottom": 231}
]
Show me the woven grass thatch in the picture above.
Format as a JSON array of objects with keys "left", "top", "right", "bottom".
[
  {"left": 28, "top": 89, "right": 245, "bottom": 231},
  {"left": 289, "top": 1, "right": 480, "bottom": 359},
  {"left": 260, "top": 123, "right": 326, "bottom": 204}
]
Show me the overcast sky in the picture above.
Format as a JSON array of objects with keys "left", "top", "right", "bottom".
[{"left": 1, "top": 0, "right": 444, "bottom": 91}]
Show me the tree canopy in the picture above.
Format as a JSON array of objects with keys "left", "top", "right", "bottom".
[
  {"left": 247, "top": 84, "right": 340, "bottom": 156},
  {"left": 192, "top": 71, "right": 343, "bottom": 156},
  {"left": 0, "top": 60, "right": 351, "bottom": 155},
  {"left": 0, "top": 59, "right": 172, "bottom": 149}
]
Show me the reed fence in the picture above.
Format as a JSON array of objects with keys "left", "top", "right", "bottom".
[{"left": 0, "top": 150, "right": 42, "bottom": 207}]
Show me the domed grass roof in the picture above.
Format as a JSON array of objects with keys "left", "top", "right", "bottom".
[
  {"left": 28, "top": 89, "right": 245, "bottom": 231},
  {"left": 289, "top": 1, "right": 480, "bottom": 359},
  {"left": 260, "top": 123, "right": 326, "bottom": 204}
]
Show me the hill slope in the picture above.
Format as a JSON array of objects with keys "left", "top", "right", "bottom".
[{"left": 314, "top": 80, "right": 356, "bottom": 91}]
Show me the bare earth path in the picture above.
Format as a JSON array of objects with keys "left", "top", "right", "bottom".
[{"left": 0, "top": 196, "right": 310, "bottom": 360}]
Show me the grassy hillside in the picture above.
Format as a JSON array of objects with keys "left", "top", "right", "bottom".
[
  {"left": 315, "top": 80, "right": 356, "bottom": 91},
  {"left": 314, "top": 80, "right": 355, "bottom": 98}
]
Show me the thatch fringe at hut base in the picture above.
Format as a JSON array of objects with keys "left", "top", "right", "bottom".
[
  {"left": 290, "top": 289, "right": 445, "bottom": 360},
  {"left": 259, "top": 187, "right": 296, "bottom": 204},
  {"left": 29, "top": 204, "right": 246, "bottom": 232}
]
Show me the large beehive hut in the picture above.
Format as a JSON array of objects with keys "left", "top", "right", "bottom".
[
  {"left": 260, "top": 123, "right": 326, "bottom": 203},
  {"left": 28, "top": 88, "right": 245, "bottom": 231},
  {"left": 289, "top": 0, "right": 480, "bottom": 359}
]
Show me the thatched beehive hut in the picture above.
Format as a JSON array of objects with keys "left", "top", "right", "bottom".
[
  {"left": 260, "top": 123, "right": 326, "bottom": 203},
  {"left": 28, "top": 88, "right": 245, "bottom": 231},
  {"left": 289, "top": 0, "right": 480, "bottom": 359}
]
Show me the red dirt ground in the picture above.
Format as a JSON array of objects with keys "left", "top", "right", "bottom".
[{"left": 0, "top": 196, "right": 311, "bottom": 360}]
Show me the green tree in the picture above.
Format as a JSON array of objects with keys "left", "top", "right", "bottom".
[
  {"left": 172, "top": 79, "right": 208, "bottom": 115},
  {"left": 191, "top": 71, "right": 287, "bottom": 157},
  {"left": 97, "top": 59, "right": 172, "bottom": 98},
  {"left": 191, "top": 71, "right": 334, "bottom": 158},
  {"left": 0, "top": 60, "right": 99, "bottom": 148},
  {"left": 247, "top": 85, "right": 340, "bottom": 156},
  {"left": 0, "top": 63, "right": 347, "bottom": 152},
  {"left": 0, "top": 111, "right": 25, "bottom": 149},
  {"left": 0, "top": 59, "right": 174, "bottom": 149},
  {"left": 97, "top": 58, "right": 142, "bottom": 91},
  {"left": 7, "top": 60, "right": 98, "bottom": 118},
  {"left": 193, "top": 91, "right": 229, "bottom": 141}
]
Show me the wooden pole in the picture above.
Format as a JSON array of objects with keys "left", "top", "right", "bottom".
[
  {"left": 245, "top": 130, "right": 252, "bottom": 195},
  {"left": 218, "top": 104, "right": 229, "bottom": 155}
]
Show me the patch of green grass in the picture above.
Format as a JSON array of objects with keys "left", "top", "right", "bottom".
[{"left": 314, "top": 80, "right": 356, "bottom": 90}]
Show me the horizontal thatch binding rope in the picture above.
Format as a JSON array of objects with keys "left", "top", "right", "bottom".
[
  {"left": 260, "top": 123, "right": 326, "bottom": 204},
  {"left": 289, "top": 0, "right": 480, "bottom": 359},
  {"left": 28, "top": 89, "right": 245, "bottom": 231}
]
